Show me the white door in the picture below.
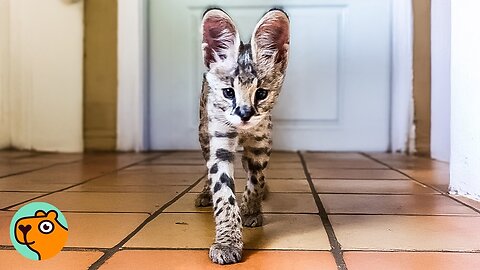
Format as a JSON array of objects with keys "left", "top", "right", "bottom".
[{"left": 148, "top": 0, "right": 391, "bottom": 151}]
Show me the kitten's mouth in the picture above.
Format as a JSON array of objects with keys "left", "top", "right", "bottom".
[{"left": 237, "top": 120, "right": 258, "bottom": 130}]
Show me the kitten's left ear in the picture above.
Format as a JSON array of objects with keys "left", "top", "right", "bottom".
[
  {"left": 201, "top": 9, "right": 240, "bottom": 70},
  {"left": 251, "top": 9, "right": 290, "bottom": 72}
]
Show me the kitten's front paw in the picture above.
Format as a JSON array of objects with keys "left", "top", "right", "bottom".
[
  {"left": 194, "top": 192, "right": 212, "bottom": 207},
  {"left": 209, "top": 243, "right": 242, "bottom": 264},
  {"left": 242, "top": 212, "right": 263, "bottom": 227}
]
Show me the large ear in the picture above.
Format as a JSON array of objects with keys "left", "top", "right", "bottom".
[
  {"left": 251, "top": 9, "right": 290, "bottom": 72},
  {"left": 202, "top": 9, "right": 240, "bottom": 70}
]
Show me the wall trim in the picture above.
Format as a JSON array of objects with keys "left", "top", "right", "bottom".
[{"left": 117, "top": 0, "right": 148, "bottom": 151}]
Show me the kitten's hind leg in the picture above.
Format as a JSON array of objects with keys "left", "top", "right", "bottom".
[{"left": 195, "top": 178, "right": 212, "bottom": 207}]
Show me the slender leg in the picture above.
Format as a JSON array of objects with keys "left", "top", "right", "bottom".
[
  {"left": 195, "top": 178, "right": 213, "bottom": 207},
  {"left": 207, "top": 123, "right": 243, "bottom": 264},
  {"left": 240, "top": 119, "right": 272, "bottom": 227},
  {"left": 195, "top": 120, "right": 213, "bottom": 207}
]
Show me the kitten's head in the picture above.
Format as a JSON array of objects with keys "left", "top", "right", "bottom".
[{"left": 202, "top": 8, "right": 290, "bottom": 129}]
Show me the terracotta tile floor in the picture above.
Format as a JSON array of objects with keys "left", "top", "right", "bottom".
[{"left": 1, "top": 151, "right": 479, "bottom": 270}]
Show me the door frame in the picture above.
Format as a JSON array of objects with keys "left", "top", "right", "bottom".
[{"left": 117, "top": 0, "right": 414, "bottom": 152}]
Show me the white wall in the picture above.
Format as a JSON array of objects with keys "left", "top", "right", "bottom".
[
  {"left": 0, "top": 0, "right": 84, "bottom": 152},
  {"left": 450, "top": 0, "right": 480, "bottom": 200},
  {"left": 390, "top": 0, "right": 414, "bottom": 153},
  {"left": 117, "top": 0, "right": 147, "bottom": 151},
  {"left": 430, "top": 0, "right": 451, "bottom": 162}
]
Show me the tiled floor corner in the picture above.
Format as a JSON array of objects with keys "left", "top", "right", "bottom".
[{"left": 0, "top": 150, "right": 479, "bottom": 269}]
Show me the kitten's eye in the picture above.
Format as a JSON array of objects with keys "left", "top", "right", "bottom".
[
  {"left": 255, "top": 89, "right": 269, "bottom": 101},
  {"left": 222, "top": 88, "right": 235, "bottom": 99}
]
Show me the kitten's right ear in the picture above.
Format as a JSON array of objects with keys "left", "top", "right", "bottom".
[{"left": 202, "top": 9, "right": 240, "bottom": 70}]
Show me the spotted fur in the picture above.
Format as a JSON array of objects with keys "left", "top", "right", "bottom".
[{"left": 196, "top": 8, "right": 289, "bottom": 265}]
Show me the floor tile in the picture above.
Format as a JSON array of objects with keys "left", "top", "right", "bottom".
[
  {"left": 453, "top": 195, "right": 480, "bottom": 212},
  {"left": 368, "top": 153, "right": 449, "bottom": 170},
  {"left": 303, "top": 152, "right": 368, "bottom": 160},
  {"left": 263, "top": 179, "right": 311, "bottom": 192},
  {"left": 344, "top": 252, "right": 480, "bottom": 270},
  {"left": 330, "top": 215, "right": 480, "bottom": 250},
  {"left": 166, "top": 193, "right": 317, "bottom": 213},
  {"left": 65, "top": 213, "right": 148, "bottom": 248},
  {"left": 13, "top": 192, "right": 177, "bottom": 213},
  {"left": 0, "top": 163, "right": 51, "bottom": 178},
  {"left": 1, "top": 211, "right": 148, "bottom": 248},
  {"left": 401, "top": 169, "right": 450, "bottom": 193},
  {"left": 0, "top": 192, "right": 44, "bottom": 209},
  {"left": 310, "top": 169, "right": 409, "bottom": 179},
  {"left": 0, "top": 163, "right": 110, "bottom": 185},
  {"left": 234, "top": 169, "right": 306, "bottom": 179},
  {"left": 100, "top": 250, "right": 337, "bottom": 270},
  {"left": 125, "top": 165, "right": 206, "bottom": 174},
  {"left": 85, "top": 172, "right": 203, "bottom": 186},
  {"left": 126, "top": 213, "right": 330, "bottom": 250},
  {"left": 67, "top": 183, "right": 187, "bottom": 193},
  {"left": 266, "top": 169, "right": 306, "bottom": 179},
  {"left": 0, "top": 250, "right": 103, "bottom": 270},
  {"left": 321, "top": 194, "right": 477, "bottom": 215},
  {"left": 0, "top": 180, "right": 71, "bottom": 192},
  {"left": 0, "top": 151, "right": 36, "bottom": 160},
  {"left": 306, "top": 160, "right": 387, "bottom": 169},
  {"left": 0, "top": 211, "right": 14, "bottom": 245},
  {"left": 313, "top": 179, "right": 438, "bottom": 194},
  {"left": 266, "top": 162, "right": 304, "bottom": 169},
  {"left": 125, "top": 212, "right": 214, "bottom": 248},
  {"left": 269, "top": 154, "right": 301, "bottom": 163}
]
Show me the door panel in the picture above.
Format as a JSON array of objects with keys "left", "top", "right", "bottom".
[{"left": 149, "top": 0, "right": 391, "bottom": 151}]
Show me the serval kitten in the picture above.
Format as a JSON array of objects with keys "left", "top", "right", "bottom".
[{"left": 196, "top": 8, "right": 290, "bottom": 264}]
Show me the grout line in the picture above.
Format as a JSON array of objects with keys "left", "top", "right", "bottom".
[
  {"left": 62, "top": 247, "right": 109, "bottom": 252},
  {"left": 361, "top": 153, "right": 480, "bottom": 215},
  {"left": 57, "top": 211, "right": 153, "bottom": 215},
  {"left": 120, "top": 247, "right": 331, "bottom": 252},
  {"left": 4, "top": 244, "right": 480, "bottom": 254},
  {"left": 325, "top": 213, "right": 480, "bottom": 217},
  {"left": 303, "top": 168, "right": 392, "bottom": 171},
  {"left": 87, "top": 173, "right": 206, "bottom": 270},
  {"left": 310, "top": 177, "right": 409, "bottom": 180},
  {"left": 298, "top": 151, "right": 348, "bottom": 270},
  {"left": 315, "top": 192, "right": 441, "bottom": 195},
  {"left": 0, "top": 154, "right": 168, "bottom": 211},
  {"left": 341, "top": 249, "right": 480, "bottom": 253},
  {"left": 118, "top": 247, "right": 480, "bottom": 253},
  {"left": 161, "top": 211, "right": 320, "bottom": 215},
  {"left": 0, "top": 245, "right": 110, "bottom": 253}
]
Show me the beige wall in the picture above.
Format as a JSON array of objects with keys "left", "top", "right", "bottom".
[
  {"left": 413, "top": 0, "right": 432, "bottom": 156},
  {"left": 0, "top": 0, "right": 10, "bottom": 148},
  {"left": 84, "top": 0, "right": 118, "bottom": 151},
  {"left": 1, "top": 0, "right": 83, "bottom": 152}
]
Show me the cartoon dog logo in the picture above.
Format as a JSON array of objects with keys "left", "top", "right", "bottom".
[{"left": 14, "top": 209, "right": 68, "bottom": 260}]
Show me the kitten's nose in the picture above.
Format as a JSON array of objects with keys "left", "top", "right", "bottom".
[{"left": 234, "top": 105, "right": 254, "bottom": 122}]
